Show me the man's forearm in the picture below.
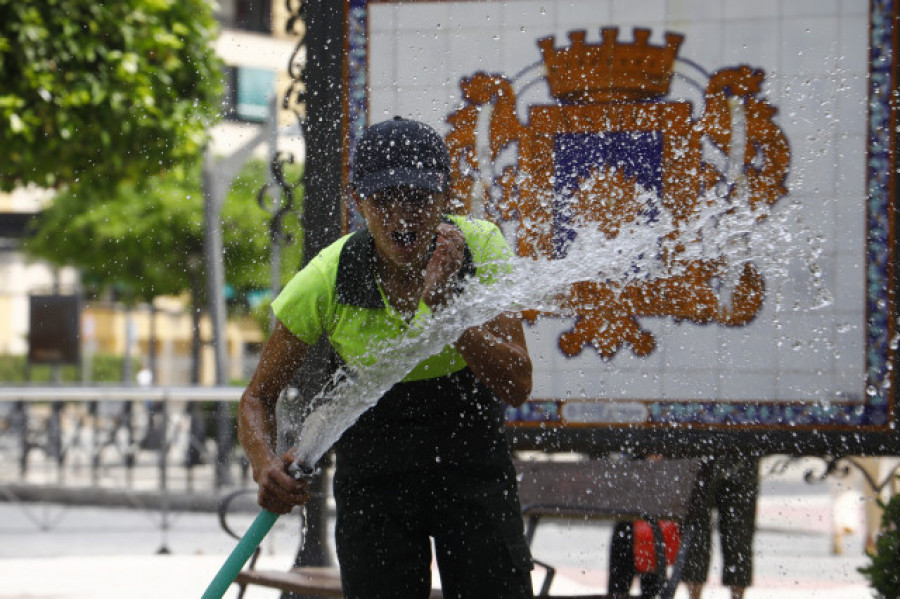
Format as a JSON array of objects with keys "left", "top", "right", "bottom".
[
  {"left": 454, "top": 319, "right": 532, "bottom": 406},
  {"left": 238, "top": 392, "right": 280, "bottom": 475}
]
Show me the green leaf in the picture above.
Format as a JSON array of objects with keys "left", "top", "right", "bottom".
[{"left": 0, "top": 0, "right": 223, "bottom": 192}]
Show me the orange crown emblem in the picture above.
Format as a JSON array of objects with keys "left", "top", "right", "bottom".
[{"left": 539, "top": 28, "right": 684, "bottom": 103}]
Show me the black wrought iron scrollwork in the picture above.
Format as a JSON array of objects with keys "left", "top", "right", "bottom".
[
  {"left": 283, "top": 0, "right": 308, "bottom": 133},
  {"left": 765, "top": 455, "right": 796, "bottom": 477},
  {"left": 769, "top": 455, "right": 900, "bottom": 496},
  {"left": 257, "top": 150, "right": 298, "bottom": 247},
  {"left": 762, "top": 454, "right": 900, "bottom": 499},
  {"left": 802, "top": 456, "right": 853, "bottom": 485},
  {"left": 825, "top": 456, "right": 900, "bottom": 496},
  {"left": 255, "top": 1, "right": 306, "bottom": 281}
]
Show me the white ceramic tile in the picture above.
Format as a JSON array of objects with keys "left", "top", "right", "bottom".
[
  {"left": 542, "top": 367, "right": 591, "bottom": 399},
  {"left": 528, "top": 380, "right": 555, "bottom": 398},
  {"left": 780, "top": 17, "right": 841, "bottom": 75},
  {"left": 830, "top": 319, "right": 865, "bottom": 366},
  {"left": 395, "top": 2, "right": 449, "bottom": 31},
  {"left": 837, "top": 15, "right": 870, "bottom": 75},
  {"left": 831, "top": 252, "right": 866, "bottom": 314},
  {"left": 446, "top": 1, "right": 505, "bottom": 31},
  {"left": 776, "top": 371, "right": 834, "bottom": 400},
  {"left": 554, "top": 369, "right": 658, "bottom": 399},
  {"left": 367, "top": 3, "right": 397, "bottom": 33},
  {"left": 665, "top": 0, "right": 724, "bottom": 21},
  {"left": 840, "top": 0, "right": 870, "bottom": 16},
  {"left": 556, "top": 0, "right": 613, "bottom": 29},
  {"left": 780, "top": 0, "right": 840, "bottom": 17},
  {"left": 610, "top": 0, "right": 667, "bottom": 22},
  {"left": 368, "top": 85, "right": 398, "bottom": 122},
  {"left": 834, "top": 74, "right": 868, "bottom": 136},
  {"left": 448, "top": 29, "right": 507, "bottom": 73},
  {"left": 719, "top": 371, "right": 778, "bottom": 400},
  {"left": 722, "top": 0, "right": 779, "bottom": 20},
  {"left": 382, "top": 85, "right": 456, "bottom": 128},
  {"left": 758, "top": 73, "right": 782, "bottom": 108},
  {"left": 721, "top": 20, "right": 780, "bottom": 70},
  {"left": 503, "top": 26, "right": 556, "bottom": 72},
  {"left": 786, "top": 312, "right": 839, "bottom": 365},
  {"left": 524, "top": 319, "right": 565, "bottom": 366},
  {"left": 635, "top": 319, "right": 686, "bottom": 371},
  {"left": 831, "top": 205, "right": 866, "bottom": 261},
  {"left": 662, "top": 321, "right": 723, "bottom": 369},
  {"left": 502, "top": 0, "right": 559, "bottom": 29},
  {"left": 778, "top": 77, "right": 841, "bottom": 191},
  {"left": 555, "top": 367, "right": 606, "bottom": 399},
  {"left": 426, "top": 89, "right": 461, "bottom": 129},
  {"left": 671, "top": 21, "right": 723, "bottom": 64},
  {"left": 368, "top": 34, "right": 397, "bottom": 89},
  {"left": 393, "top": 30, "right": 452, "bottom": 88},
  {"left": 775, "top": 312, "right": 839, "bottom": 373},
  {"left": 717, "top": 319, "right": 780, "bottom": 372},
  {"left": 774, "top": 242, "right": 836, "bottom": 311},
  {"left": 788, "top": 127, "right": 839, "bottom": 198},
  {"left": 607, "top": 370, "right": 664, "bottom": 399},
  {"left": 829, "top": 350, "right": 866, "bottom": 400},
  {"left": 834, "top": 128, "right": 867, "bottom": 186},
  {"left": 660, "top": 368, "right": 719, "bottom": 399}
]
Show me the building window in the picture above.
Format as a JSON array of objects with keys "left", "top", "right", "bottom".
[
  {"left": 216, "top": 0, "right": 272, "bottom": 33},
  {"left": 222, "top": 66, "right": 276, "bottom": 123}
]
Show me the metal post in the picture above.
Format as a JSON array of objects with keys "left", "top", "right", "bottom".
[
  {"left": 203, "top": 154, "right": 230, "bottom": 389},
  {"left": 49, "top": 400, "right": 64, "bottom": 484},
  {"left": 203, "top": 151, "right": 234, "bottom": 488},
  {"left": 203, "top": 122, "right": 271, "bottom": 488},
  {"left": 157, "top": 396, "right": 171, "bottom": 554},
  {"left": 13, "top": 401, "right": 28, "bottom": 477},
  {"left": 285, "top": 0, "right": 345, "bottom": 575}
]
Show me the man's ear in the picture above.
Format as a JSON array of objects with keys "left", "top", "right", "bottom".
[
  {"left": 351, "top": 189, "right": 364, "bottom": 212},
  {"left": 433, "top": 189, "right": 451, "bottom": 211}
]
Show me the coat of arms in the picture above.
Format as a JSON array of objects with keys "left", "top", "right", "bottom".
[{"left": 446, "top": 27, "right": 791, "bottom": 359}]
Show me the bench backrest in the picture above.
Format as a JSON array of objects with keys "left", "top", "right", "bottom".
[{"left": 514, "top": 458, "right": 704, "bottom": 521}]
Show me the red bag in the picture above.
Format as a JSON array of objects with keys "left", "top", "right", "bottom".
[{"left": 633, "top": 519, "right": 681, "bottom": 573}]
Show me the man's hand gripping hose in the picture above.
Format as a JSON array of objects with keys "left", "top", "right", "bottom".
[{"left": 200, "top": 462, "right": 316, "bottom": 599}]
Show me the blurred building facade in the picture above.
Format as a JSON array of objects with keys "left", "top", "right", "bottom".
[{"left": 0, "top": 1, "right": 302, "bottom": 385}]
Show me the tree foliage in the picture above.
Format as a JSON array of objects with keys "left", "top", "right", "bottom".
[
  {"left": 24, "top": 159, "right": 304, "bottom": 308},
  {"left": 861, "top": 488, "right": 900, "bottom": 598},
  {"left": 0, "top": 0, "right": 223, "bottom": 191}
]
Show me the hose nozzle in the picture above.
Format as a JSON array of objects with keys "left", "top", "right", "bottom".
[{"left": 288, "top": 462, "right": 316, "bottom": 480}]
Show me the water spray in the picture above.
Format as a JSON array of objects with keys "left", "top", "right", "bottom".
[{"left": 202, "top": 181, "right": 803, "bottom": 597}]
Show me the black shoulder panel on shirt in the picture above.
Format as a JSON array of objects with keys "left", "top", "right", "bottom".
[{"left": 336, "top": 230, "right": 383, "bottom": 307}]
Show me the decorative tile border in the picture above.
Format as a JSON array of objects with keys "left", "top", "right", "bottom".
[{"left": 344, "top": 0, "right": 896, "bottom": 431}]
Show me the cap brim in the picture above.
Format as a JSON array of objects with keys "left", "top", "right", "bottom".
[{"left": 354, "top": 167, "right": 446, "bottom": 198}]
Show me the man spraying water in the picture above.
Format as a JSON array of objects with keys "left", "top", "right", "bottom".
[{"left": 238, "top": 117, "right": 536, "bottom": 598}]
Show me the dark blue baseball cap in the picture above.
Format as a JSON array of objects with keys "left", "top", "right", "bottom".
[{"left": 352, "top": 117, "right": 450, "bottom": 198}]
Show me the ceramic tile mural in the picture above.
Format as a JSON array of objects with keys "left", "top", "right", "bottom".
[{"left": 344, "top": 0, "right": 896, "bottom": 432}]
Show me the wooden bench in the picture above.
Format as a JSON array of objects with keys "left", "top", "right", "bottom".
[
  {"left": 219, "top": 457, "right": 707, "bottom": 598},
  {"left": 516, "top": 457, "right": 708, "bottom": 599},
  {"left": 234, "top": 565, "right": 443, "bottom": 598}
]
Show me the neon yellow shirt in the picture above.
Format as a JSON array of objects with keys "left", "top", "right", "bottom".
[{"left": 272, "top": 214, "right": 513, "bottom": 382}]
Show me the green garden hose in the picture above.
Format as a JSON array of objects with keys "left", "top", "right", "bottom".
[{"left": 200, "top": 508, "right": 280, "bottom": 599}]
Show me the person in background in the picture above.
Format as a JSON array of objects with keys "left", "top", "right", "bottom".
[
  {"left": 238, "top": 117, "right": 535, "bottom": 598},
  {"left": 681, "top": 456, "right": 759, "bottom": 599},
  {"left": 608, "top": 519, "right": 665, "bottom": 598}
]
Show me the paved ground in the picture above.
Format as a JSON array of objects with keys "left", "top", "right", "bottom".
[{"left": 0, "top": 457, "right": 880, "bottom": 598}]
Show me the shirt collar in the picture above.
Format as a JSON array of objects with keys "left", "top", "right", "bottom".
[{"left": 335, "top": 218, "right": 476, "bottom": 308}]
